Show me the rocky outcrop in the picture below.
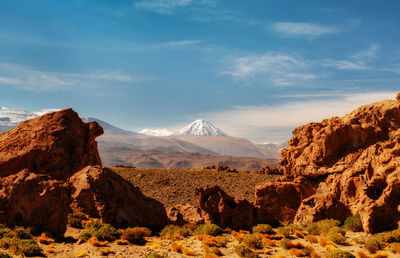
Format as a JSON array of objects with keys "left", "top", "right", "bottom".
[
  {"left": 270, "top": 95, "right": 400, "bottom": 233},
  {"left": 0, "top": 170, "right": 71, "bottom": 236},
  {"left": 166, "top": 204, "right": 205, "bottom": 226},
  {"left": 196, "top": 186, "right": 278, "bottom": 230},
  {"left": 69, "top": 166, "right": 169, "bottom": 230},
  {"left": 0, "top": 108, "right": 103, "bottom": 180},
  {"left": 255, "top": 177, "right": 315, "bottom": 223},
  {"left": 0, "top": 109, "right": 169, "bottom": 235}
]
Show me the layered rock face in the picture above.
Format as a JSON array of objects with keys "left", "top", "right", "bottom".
[
  {"left": 70, "top": 166, "right": 168, "bottom": 229},
  {"left": 0, "top": 108, "right": 103, "bottom": 179},
  {"left": 277, "top": 96, "right": 400, "bottom": 233},
  {"left": 0, "top": 109, "right": 168, "bottom": 235}
]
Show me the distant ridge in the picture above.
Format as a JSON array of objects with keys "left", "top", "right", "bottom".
[
  {"left": 81, "top": 117, "right": 139, "bottom": 136},
  {"left": 139, "top": 128, "right": 174, "bottom": 136},
  {"left": 178, "top": 119, "right": 227, "bottom": 136}
]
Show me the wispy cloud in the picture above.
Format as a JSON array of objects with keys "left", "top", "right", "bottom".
[
  {"left": 271, "top": 22, "right": 339, "bottom": 38},
  {"left": 134, "top": 0, "right": 194, "bottom": 15},
  {"left": 202, "top": 91, "right": 398, "bottom": 142},
  {"left": 221, "top": 53, "right": 316, "bottom": 85},
  {"left": 0, "top": 63, "right": 144, "bottom": 92},
  {"left": 323, "top": 44, "right": 380, "bottom": 70}
]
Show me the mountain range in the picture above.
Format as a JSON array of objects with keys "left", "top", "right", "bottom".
[{"left": 0, "top": 106, "right": 285, "bottom": 169}]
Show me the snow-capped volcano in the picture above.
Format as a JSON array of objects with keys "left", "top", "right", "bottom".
[
  {"left": 178, "top": 119, "right": 227, "bottom": 136},
  {"left": 139, "top": 128, "right": 174, "bottom": 136}
]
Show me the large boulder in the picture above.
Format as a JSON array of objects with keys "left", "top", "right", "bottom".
[
  {"left": 166, "top": 204, "right": 205, "bottom": 226},
  {"left": 273, "top": 95, "right": 400, "bottom": 233},
  {"left": 0, "top": 109, "right": 103, "bottom": 180},
  {"left": 196, "top": 186, "right": 278, "bottom": 230},
  {"left": 69, "top": 166, "right": 169, "bottom": 230},
  {"left": 255, "top": 177, "right": 315, "bottom": 223},
  {"left": 0, "top": 170, "right": 71, "bottom": 236}
]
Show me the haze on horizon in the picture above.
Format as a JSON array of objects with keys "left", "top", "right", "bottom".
[{"left": 0, "top": 0, "right": 399, "bottom": 143}]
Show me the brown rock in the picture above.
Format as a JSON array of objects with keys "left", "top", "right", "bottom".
[
  {"left": 0, "top": 109, "right": 103, "bottom": 180},
  {"left": 397, "top": 92, "right": 400, "bottom": 101},
  {"left": 274, "top": 94, "right": 400, "bottom": 233},
  {"left": 196, "top": 186, "right": 277, "bottom": 230},
  {"left": 0, "top": 170, "right": 71, "bottom": 236},
  {"left": 255, "top": 177, "right": 315, "bottom": 223},
  {"left": 69, "top": 166, "right": 169, "bottom": 230},
  {"left": 166, "top": 204, "right": 204, "bottom": 226}
]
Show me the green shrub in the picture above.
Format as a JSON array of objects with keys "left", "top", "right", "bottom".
[
  {"left": 375, "top": 229, "right": 400, "bottom": 243},
  {"left": 343, "top": 215, "right": 363, "bottom": 232},
  {"left": 83, "top": 219, "right": 103, "bottom": 230},
  {"left": 208, "top": 246, "right": 222, "bottom": 256},
  {"left": 365, "top": 237, "right": 383, "bottom": 254},
  {"left": 234, "top": 244, "right": 258, "bottom": 258},
  {"left": 305, "top": 219, "right": 341, "bottom": 235},
  {"left": 12, "top": 227, "right": 33, "bottom": 240},
  {"left": 252, "top": 224, "right": 274, "bottom": 234},
  {"left": 352, "top": 237, "right": 365, "bottom": 245},
  {"left": 276, "top": 226, "right": 291, "bottom": 237},
  {"left": 68, "top": 212, "right": 88, "bottom": 229},
  {"left": 145, "top": 254, "right": 166, "bottom": 258},
  {"left": 327, "top": 249, "right": 355, "bottom": 258},
  {"left": 0, "top": 250, "right": 12, "bottom": 258},
  {"left": 95, "top": 224, "right": 121, "bottom": 241},
  {"left": 241, "top": 234, "right": 262, "bottom": 249},
  {"left": 280, "top": 238, "right": 293, "bottom": 250},
  {"left": 160, "top": 225, "right": 180, "bottom": 238},
  {"left": 327, "top": 227, "right": 347, "bottom": 244},
  {"left": 78, "top": 229, "right": 96, "bottom": 241},
  {"left": 194, "top": 224, "right": 223, "bottom": 236},
  {"left": 0, "top": 226, "right": 43, "bottom": 257}
]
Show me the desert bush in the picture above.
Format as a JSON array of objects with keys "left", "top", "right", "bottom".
[
  {"left": 280, "top": 238, "right": 294, "bottom": 250},
  {"left": 194, "top": 224, "right": 223, "bottom": 236},
  {"left": 160, "top": 225, "right": 180, "bottom": 238},
  {"left": 327, "top": 249, "right": 355, "bottom": 258},
  {"left": 82, "top": 219, "right": 103, "bottom": 230},
  {"left": 0, "top": 226, "right": 43, "bottom": 257},
  {"left": 88, "top": 236, "right": 108, "bottom": 247},
  {"left": 327, "top": 227, "right": 347, "bottom": 244},
  {"left": 145, "top": 253, "right": 166, "bottom": 258},
  {"left": 276, "top": 226, "right": 291, "bottom": 237},
  {"left": 14, "top": 239, "right": 43, "bottom": 257},
  {"left": 0, "top": 250, "right": 13, "bottom": 258},
  {"left": 365, "top": 238, "right": 383, "bottom": 254},
  {"left": 115, "top": 239, "right": 129, "bottom": 245},
  {"left": 207, "top": 246, "right": 222, "bottom": 256},
  {"left": 305, "top": 219, "right": 341, "bottom": 235},
  {"left": 343, "top": 215, "right": 363, "bottom": 232},
  {"left": 305, "top": 234, "right": 318, "bottom": 243},
  {"left": 12, "top": 227, "right": 33, "bottom": 240},
  {"left": 121, "top": 227, "right": 151, "bottom": 244},
  {"left": 95, "top": 224, "right": 120, "bottom": 241},
  {"left": 353, "top": 237, "right": 365, "bottom": 245},
  {"left": 68, "top": 212, "right": 88, "bottom": 228},
  {"left": 252, "top": 224, "right": 274, "bottom": 234},
  {"left": 234, "top": 244, "right": 259, "bottom": 258},
  {"left": 181, "top": 246, "right": 197, "bottom": 256},
  {"left": 241, "top": 234, "right": 263, "bottom": 249},
  {"left": 390, "top": 242, "right": 400, "bottom": 253},
  {"left": 374, "top": 229, "right": 400, "bottom": 243}
]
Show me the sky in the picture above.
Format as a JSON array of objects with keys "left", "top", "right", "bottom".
[{"left": 0, "top": 0, "right": 399, "bottom": 143}]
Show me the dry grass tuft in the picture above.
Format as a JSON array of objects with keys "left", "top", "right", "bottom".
[
  {"left": 88, "top": 236, "right": 108, "bottom": 247},
  {"left": 121, "top": 227, "right": 151, "bottom": 244},
  {"left": 37, "top": 232, "right": 55, "bottom": 245}
]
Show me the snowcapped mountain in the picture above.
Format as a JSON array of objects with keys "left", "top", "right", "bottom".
[
  {"left": 139, "top": 128, "right": 174, "bottom": 136},
  {"left": 178, "top": 119, "right": 227, "bottom": 136}
]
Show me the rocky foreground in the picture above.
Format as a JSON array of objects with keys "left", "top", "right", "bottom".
[{"left": 0, "top": 94, "right": 400, "bottom": 257}]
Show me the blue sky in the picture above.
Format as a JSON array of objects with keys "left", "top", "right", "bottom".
[{"left": 0, "top": 0, "right": 399, "bottom": 142}]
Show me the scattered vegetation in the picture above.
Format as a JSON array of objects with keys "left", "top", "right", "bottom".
[
  {"left": 252, "top": 224, "right": 274, "bottom": 234},
  {"left": 343, "top": 215, "right": 363, "bottom": 232},
  {"left": 234, "top": 244, "right": 258, "bottom": 258},
  {"left": 121, "top": 227, "right": 152, "bottom": 244},
  {"left": 374, "top": 228, "right": 400, "bottom": 243},
  {"left": 364, "top": 237, "right": 383, "bottom": 254},
  {"left": 0, "top": 225, "right": 43, "bottom": 257},
  {"left": 193, "top": 224, "right": 223, "bottom": 236},
  {"left": 326, "top": 249, "right": 355, "bottom": 258},
  {"left": 327, "top": 227, "right": 347, "bottom": 244},
  {"left": 241, "top": 234, "right": 263, "bottom": 249},
  {"left": 305, "top": 219, "right": 341, "bottom": 235},
  {"left": 145, "top": 253, "right": 166, "bottom": 258},
  {"left": 68, "top": 212, "right": 89, "bottom": 229},
  {"left": 78, "top": 219, "right": 121, "bottom": 242},
  {"left": 0, "top": 250, "right": 13, "bottom": 258}
]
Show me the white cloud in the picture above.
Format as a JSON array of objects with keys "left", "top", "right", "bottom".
[
  {"left": 221, "top": 53, "right": 316, "bottom": 85},
  {"left": 271, "top": 22, "right": 339, "bottom": 38},
  {"left": 323, "top": 44, "right": 380, "bottom": 71},
  {"left": 0, "top": 63, "right": 142, "bottom": 92},
  {"left": 135, "top": 0, "right": 195, "bottom": 14},
  {"left": 201, "top": 91, "right": 398, "bottom": 142}
]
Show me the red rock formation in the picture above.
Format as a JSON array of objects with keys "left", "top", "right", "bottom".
[
  {"left": 166, "top": 204, "right": 205, "bottom": 226},
  {"left": 0, "top": 170, "right": 71, "bottom": 236},
  {"left": 196, "top": 186, "right": 278, "bottom": 230},
  {"left": 272, "top": 95, "right": 400, "bottom": 233},
  {"left": 255, "top": 177, "right": 315, "bottom": 223},
  {"left": 69, "top": 166, "right": 169, "bottom": 229},
  {"left": 0, "top": 109, "right": 103, "bottom": 180}
]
